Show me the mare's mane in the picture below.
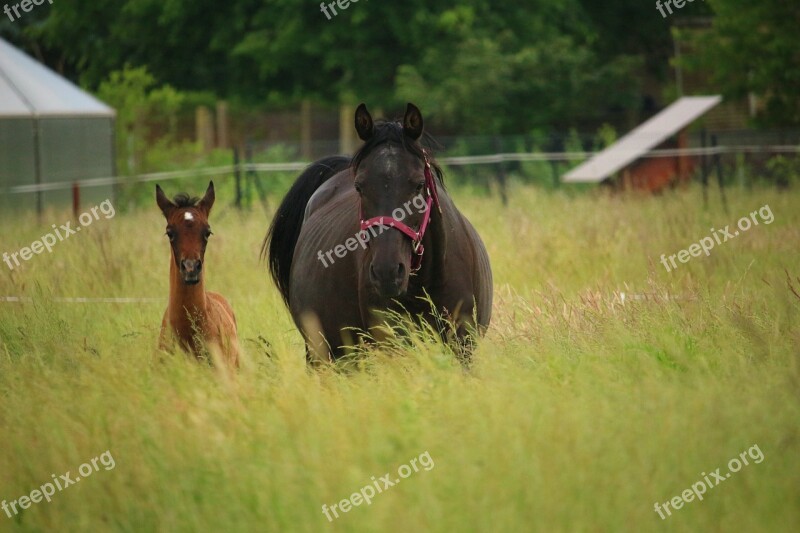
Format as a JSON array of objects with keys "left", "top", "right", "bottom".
[{"left": 351, "top": 121, "right": 446, "bottom": 188}]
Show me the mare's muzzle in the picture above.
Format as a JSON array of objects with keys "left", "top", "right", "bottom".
[{"left": 367, "top": 232, "right": 411, "bottom": 298}]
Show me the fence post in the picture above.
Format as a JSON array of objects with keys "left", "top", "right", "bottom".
[
  {"left": 245, "top": 142, "right": 256, "bottom": 207},
  {"left": 339, "top": 104, "right": 356, "bottom": 155},
  {"left": 549, "top": 161, "right": 559, "bottom": 188},
  {"left": 700, "top": 129, "right": 709, "bottom": 209},
  {"left": 233, "top": 146, "right": 242, "bottom": 209},
  {"left": 549, "top": 132, "right": 562, "bottom": 189},
  {"left": 196, "top": 106, "right": 214, "bottom": 154},
  {"left": 72, "top": 182, "right": 80, "bottom": 218},
  {"left": 493, "top": 136, "right": 508, "bottom": 206},
  {"left": 216, "top": 101, "right": 230, "bottom": 150},
  {"left": 677, "top": 129, "right": 690, "bottom": 186},
  {"left": 300, "top": 99, "right": 312, "bottom": 160},
  {"left": 712, "top": 134, "right": 728, "bottom": 214}
]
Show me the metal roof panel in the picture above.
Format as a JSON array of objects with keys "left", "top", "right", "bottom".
[{"left": 562, "top": 96, "right": 722, "bottom": 183}]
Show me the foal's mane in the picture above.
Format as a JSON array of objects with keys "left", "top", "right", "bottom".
[
  {"left": 351, "top": 121, "right": 446, "bottom": 188},
  {"left": 172, "top": 193, "right": 200, "bottom": 208}
]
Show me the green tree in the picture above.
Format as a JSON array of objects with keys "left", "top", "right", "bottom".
[
  {"left": 396, "top": 1, "right": 643, "bottom": 134},
  {"left": 3, "top": 0, "right": 673, "bottom": 132},
  {"left": 96, "top": 66, "right": 184, "bottom": 174},
  {"left": 679, "top": 0, "right": 800, "bottom": 127}
]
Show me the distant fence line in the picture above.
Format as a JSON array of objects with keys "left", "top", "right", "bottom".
[
  {"left": 3, "top": 144, "right": 798, "bottom": 195},
  {"left": 0, "top": 296, "right": 162, "bottom": 303}
]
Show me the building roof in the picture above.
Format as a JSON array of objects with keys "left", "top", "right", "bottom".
[
  {"left": 562, "top": 96, "right": 722, "bottom": 183},
  {"left": 0, "top": 38, "right": 114, "bottom": 118}
]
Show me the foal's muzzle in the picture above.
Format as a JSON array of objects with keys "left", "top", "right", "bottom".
[{"left": 180, "top": 259, "right": 202, "bottom": 285}]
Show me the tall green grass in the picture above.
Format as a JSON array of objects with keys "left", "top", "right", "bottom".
[{"left": 0, "top": 183, "right": 798, "bottom": 532}]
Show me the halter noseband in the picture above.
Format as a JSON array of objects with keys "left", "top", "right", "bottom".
[{"left": 359, "top": 150, "right": 441, "bottom": 272}]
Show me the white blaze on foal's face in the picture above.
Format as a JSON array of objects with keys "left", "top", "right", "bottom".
[{"left": 184, "top": 212, "right": 194, "bottom": 221}]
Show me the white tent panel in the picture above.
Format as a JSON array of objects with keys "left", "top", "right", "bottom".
[
  {"left": 0, "top": 38, "right": 115, "bottom": 212},
  {"left": 0, "top": 37, "right": 114, "bottom": 118},
  {"left": 0, "top": 73, "right": 32, "bottom": 116}
]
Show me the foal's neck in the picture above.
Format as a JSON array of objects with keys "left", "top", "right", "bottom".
[{"left": 168, "top": 258, "right": 207, "bottom": 315}]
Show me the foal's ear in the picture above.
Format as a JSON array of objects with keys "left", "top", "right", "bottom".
[
  {"left": 156, "top": 184, "right": 175, "bottom": 217},
  {"left": 198, "top": 181, "right": 215, "bottom": 215},
  {"left": 354, "top": 103, "right": 374, "bottom": 141},
  {"left": 403, "top": 103, "right": 424, "bottom": 141}
]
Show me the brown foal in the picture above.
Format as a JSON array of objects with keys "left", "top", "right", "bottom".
[{"left": 156, "top": 181, "right": 239, "bottom": 367}]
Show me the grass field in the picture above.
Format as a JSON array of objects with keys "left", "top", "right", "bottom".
[{"left": 1, "top": 182, "right": 798, "bottom": 532}]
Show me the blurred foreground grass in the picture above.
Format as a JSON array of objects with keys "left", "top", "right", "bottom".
[{"left": 0, "top": 183, "right": 798, "bottom": 532}]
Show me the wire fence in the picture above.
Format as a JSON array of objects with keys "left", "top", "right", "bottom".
[{"left": 3, "top": 144, "right": 798, "bottom": 195}]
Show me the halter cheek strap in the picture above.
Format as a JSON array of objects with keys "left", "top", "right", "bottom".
[{"left": 359, "top": 151, "right": 441, "bottom": 272}]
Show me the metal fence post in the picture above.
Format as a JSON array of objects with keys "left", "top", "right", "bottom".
[
  {"left": 712, "top": 134, "right": 728, "bottom": 214},
  {"left": 233, "top": 146, "right": 242, "bottom": 209}
]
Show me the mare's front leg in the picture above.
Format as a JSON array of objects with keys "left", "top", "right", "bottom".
[{"left": 435, "top": 300, "right": 478, "bottom": 368}]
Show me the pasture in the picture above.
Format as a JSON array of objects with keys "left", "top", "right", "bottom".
[{"left": 0, "top": 183, "right": 798, "bottom": 531}]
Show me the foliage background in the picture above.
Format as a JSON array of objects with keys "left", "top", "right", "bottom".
[{"left": 10, "top": 0, "right": 790, "bottom": 135}]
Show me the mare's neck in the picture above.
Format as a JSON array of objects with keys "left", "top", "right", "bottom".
[{"left": 418, "top": 185, "right": 448, "bottom": 281}]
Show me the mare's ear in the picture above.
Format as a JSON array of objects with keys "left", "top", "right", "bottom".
[
  {"left": 198, "top": 181, "right": 215, "bottom": 215},
  {"left": 354, "top": 103, "right": 374, "bottom": 141},
  {"left": 403, "top": 103, "right": 424, "bottom": 141},
  {"left": 156, "top": 184, "right": 175, "bottom": 217}
]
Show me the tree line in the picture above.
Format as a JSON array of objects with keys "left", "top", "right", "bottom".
[{"left": 1, "top": 0, "right": 797, "bottom": 133}]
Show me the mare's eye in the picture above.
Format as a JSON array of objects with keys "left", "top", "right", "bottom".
[
  {"left": 415, "top": 182, "right": 425, "bottom": 194},
  {"left": 354, "top": 183, "right": 363, "bottom": 194},
  {"left": 166, "top": 229, "right": 175, "bottom": 242}
]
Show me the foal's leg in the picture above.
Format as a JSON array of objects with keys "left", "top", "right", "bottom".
[
  {"left": 206, "top": 293, "right": 239, "bottom": 368},
  {"left": 158, "top": 309, "right": 173, "bottom": 351}
]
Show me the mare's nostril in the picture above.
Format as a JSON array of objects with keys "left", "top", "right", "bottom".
[{"left": 369, "top": 261, "right": 406, "bottom": 293}]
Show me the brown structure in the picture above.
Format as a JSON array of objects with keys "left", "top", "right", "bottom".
[
  {"left": 563, "top": 96, "right": 721, "bottom": 192},
  {"left": 622, "top": 131, "right": 695, "bottom": 193}
]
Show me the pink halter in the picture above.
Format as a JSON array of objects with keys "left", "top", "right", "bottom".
[{"left": 359, "top": 151, "right": 441, "bottom": 271}]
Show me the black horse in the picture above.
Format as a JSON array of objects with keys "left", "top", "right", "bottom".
[{"left": 264, "top": 103, "right": 492, "bottom": 363}]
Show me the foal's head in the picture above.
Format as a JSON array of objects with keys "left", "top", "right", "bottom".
[
  {"left": 156, "top": 181, "right": 215, "bottom": 285},
  {"left": 352, "top": 103, "right": 441, "bottom": 299}
]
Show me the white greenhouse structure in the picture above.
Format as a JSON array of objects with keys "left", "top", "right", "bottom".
[{"left": 0, "top": 37, "right": 115, "bottom": 213}]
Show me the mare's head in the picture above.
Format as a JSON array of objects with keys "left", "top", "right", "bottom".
[
  {"left": 352, "top": 103, "right": 441, "bottom": 299},
  {"left": 156, "top": 181, "right": 215, "bottom": 285}
]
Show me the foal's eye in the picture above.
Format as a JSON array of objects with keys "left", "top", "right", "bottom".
[
  {"left": 165, "top": 230, "right": 175, "bottom": 242},
  {"left": 204, "top": 230, "right": 213, "bottom": 241}
]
